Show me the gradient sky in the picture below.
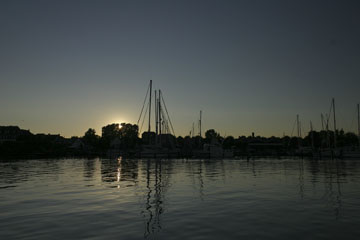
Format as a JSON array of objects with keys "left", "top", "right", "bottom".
[{"left": 1, "top": 0, "right": 360, "bottom": 137}]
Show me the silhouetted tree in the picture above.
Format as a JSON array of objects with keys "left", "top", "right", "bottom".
[
  {"left": 102, "top": 124, "right": 121, "bottom": 139},
  {"left": 223, "top": 136, "right": 235, "bottom": 149},
  {"left": 83, "top": 128, "right": 99, "bottom": 148},
  {"left": 119, "top": 123, "right": 139, "bottom": 149},
  {"left": 343, "top": 132, "right": 358, "bottom": 147},
  {"left": 99, "top": 123, "right": 139, "bottom": 150},
  {"left": 101, "top": 124, "right": 121, "bottom": 149},
  {"left": 176, "top": 136, "right": 184, "bottom": 148},
  {"left": 85, "top": 128, "right": 96, "bottom": 136},
  {"left": 205, "top": 129, "right": 220, "bottom": 143}
]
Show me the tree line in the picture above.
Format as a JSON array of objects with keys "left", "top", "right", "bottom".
[{"left": 1, "top": 123, "right": 359, "bottom": 159}]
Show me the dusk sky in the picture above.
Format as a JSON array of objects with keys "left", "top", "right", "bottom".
[{"left": 1, "top": 0, "right": 360, "bottom": 138}]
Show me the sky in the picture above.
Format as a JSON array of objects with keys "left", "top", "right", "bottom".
[{"left": 1, "top": 0, "right": 360, "bottom": 138}]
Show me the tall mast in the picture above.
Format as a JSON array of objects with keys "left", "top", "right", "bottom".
[
  {"left": 148, "top": 80, "right": 152, "bottom": 133},
  {"left": 357, "top": 103, "right": 360, "bottom": 148},
  {"left": 158, "top": 90, "right": 162, "bottom": 135},
  {"left": 192, "top": 122, "right": 195, "bottom": 138},
  {"left": 321, "top": 114, "right": 324, "bottom": 131},
  {"left": 199, "top": 110, "right": 202, "bottom": 137},
  {"left": 310, "top": 121, "right": 314, "bottom": 149},
  {"left": 155, "top": 90, "right": 158, "bottom": 136},
  {"left": 333, "top": 98, "right": 337, "bottom": 148},
  {"left": 326, "top": 114, "right": 330, "bottom": 148},
  {"left": 296, "top": 114, "right": 300, "bottom": 138},
  {"left": 296, "top": 114, "right": 300, "bottom": 148}
]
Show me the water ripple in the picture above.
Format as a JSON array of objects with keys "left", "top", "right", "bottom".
[{"left": 1, "top": 158, "right": 360, "bottom": 239}]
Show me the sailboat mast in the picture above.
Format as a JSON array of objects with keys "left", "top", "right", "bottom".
[
  {"left": 199, "top": 110, "right": 202, "bottom": 137},
  {"left": 158, "top": 90, "right": 162, "bottom": 135},
  {"left": 326, "top": 114, "right": 330, "bottom": 148},
  {"left": 192, "top": 122, "right": 195, "bottom": 138},
  {"left": 357, "top": 103, "right": 360, "bottom": 148},
  {"left": 333, "top": 98, "right": 337, "bottom": 148},
  {"left": 148, "top": 80, "right": 152, "bottom": 133},
  {"left": 310, "top": 121, "right": 314, "bottom": 149},
  {"left": 296, "top": 115, "right": 300, "bottom": 137},
  {"left": 296, "top": 114, "right": 300, "bottom": 148},
  {"left": 155, "top": 90, "right": 158, "bottom": 136}
]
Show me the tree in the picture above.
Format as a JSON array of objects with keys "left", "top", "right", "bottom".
[
  {"left": 344, "top": 132, "right": 358, "bottom": 147},
  {"left": 223, "top": 136, "right": 235, "bottom": 149},
  {"left": 205, "top": 129, "right": 220, "bottom": 143},
  {"left": 119, "top": 123, "right": 138, "bottom": 138},
  {"left": 102, "top": 124, "right": 121, "bottom": 139},
  {"left": 101, "top": 124, "right": 121, "bottom": 149},
  {"left": 119, "top": 123, "right": 139, "bottom": 149},
  {"left": 100, "top": 123, "right": 139, "bottom": 150},
  {"left": 176, "top": 136, "right": 184, "bottom": 148},
  {"left": 84, "top": 128, "right": 96, "bottom": 137},
  {"left": 83, "top": 128, "right": 99, "bottom": 148}
]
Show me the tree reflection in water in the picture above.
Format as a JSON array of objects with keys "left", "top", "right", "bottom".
[
  {"left": 100, "top": 158, "right": 173, "bottom": 239},
  {"left": 100, "top": 157, "right": 139, "bottom": 186},
  {"left": 94, "top": 157, "right": 360, "bottom": 238}
]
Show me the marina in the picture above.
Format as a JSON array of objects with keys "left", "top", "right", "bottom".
[{"left": 1, "top": 1, "right": 360, "bottom": 239}]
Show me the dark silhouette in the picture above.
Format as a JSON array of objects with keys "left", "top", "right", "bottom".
[
  {"left": 1, "top": 124, "right": 360, "bottom": 159},
  {"left": 205, "top": 129, "right": 220, "bottom": 143}
]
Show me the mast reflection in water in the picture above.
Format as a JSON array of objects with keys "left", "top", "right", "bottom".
[{"left": 0, "top": 158, "right": 360, "bottom": 239}]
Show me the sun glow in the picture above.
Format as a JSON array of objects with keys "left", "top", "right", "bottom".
[{"left": 107, "top": 117, "right": 129, "bottom": 126}]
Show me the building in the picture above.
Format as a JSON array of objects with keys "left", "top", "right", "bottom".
[{"left": 0, "top": 126, "right": 32, "bottom": 143}]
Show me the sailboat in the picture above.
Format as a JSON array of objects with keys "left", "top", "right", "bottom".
[
  {"left": 313, "top": 98, "right": 342, "bottom": 159},
  {"left": 136, "top": 80, "right": 180, "bottom": 158}
]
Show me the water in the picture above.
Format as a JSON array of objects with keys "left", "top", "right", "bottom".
[{"left": 0, "top": 158, "right": 360, "bottom": 240}]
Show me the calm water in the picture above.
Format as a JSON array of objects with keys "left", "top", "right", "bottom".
[{"left": 0, "top": 158, "right": 360, "bottom": 240}]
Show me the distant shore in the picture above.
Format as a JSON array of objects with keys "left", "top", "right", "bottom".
[{"left": 1, "top": 125, "right": 359, "bottom": 160}]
